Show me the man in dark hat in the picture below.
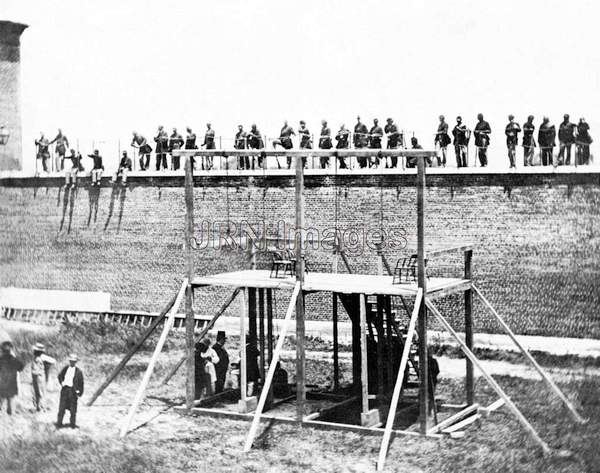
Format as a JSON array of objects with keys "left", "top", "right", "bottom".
[
  {"left": 212, "top": 331, "right": 230, "bottom": 393},
  {"left": 368, "top": 118, "right": 384, "bottom": 167},
  {"left": 558, "top": 114, "right": 576, "bottom": 165},
  {"left": 473, "top": 113, "right": 491, "bottom": 167},
  {"left": 247, "top": 124, "right": 264, "bottom": 169},
  {"left": 297, "top": 120, "right": 311, "bottom": 169},
  {"left": 87, "top": 150, "right": 104, "bottom": 185},
  {"left": 0, "top": 341, "right": 24, "bottom": 415},
  {"left": 538, "top": 117, "right": 556, "bottom": 166},
  {"left": 56, "top": 353, "right": 84, "bottom": 428},
  {"left": 505, "top": 115, "right": 521, "bottom": 168},
  {"left": 452, "top": 116, "right": 469, "bottom": 167}
]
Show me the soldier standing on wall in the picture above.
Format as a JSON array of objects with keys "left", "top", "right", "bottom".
[
  {"left": 505, "top": 115, "right": 521, "bottom": 168},
  {"left": 298, "top": 120, "right": 311, "bottom": 168},
  {"left": 185, "top": 127, "right": 197, "bottom": 170},
  {"left": 319, "top": 120, "right": 333, "bottom": 169},
  {"left": 131, "top": 131, "right": 152, "bottom": 171},
  {"left": 88, "top": 150, "right": 104, "bottom": 185},
  {"left": 558, "top": 114, "right": 576, "bottom": 165},
  {"left": 35, "top": 133, "right": 51, "bottom": 173},
  {"left": 576, "top": 118, "right": 593, "bottom": 165},
  {"left": 522, "top": 116, "right": 536, "bottom": 166},
  {"left": 154, "top": 126, "right": 169, "bottom": 171},
  {"left": 169, "top": 128, "right": 184, "bottom": 171},
  {"left": 247, "top": 124, "right": 264, "bottom": 170},
  {"left": 538, "top": 117, "right": 556, "bottom": 166},
  {"left": 452, "top": 116, "right": 469, "bottom": 167},
  {"left": 368, "top": 118, "right": 383, "bottom": 168},
  {"left": 202, "top": 123, "right": 216, "bottom": 170},
  {"left": 50, "top": 129, "right": 69, "bottom": 172},
  {"left": 234, "top": 125, "right": 248, "bottom": 170},
  {"left": 354, "top": 116, "right": 369, "bottom": 168},
  {"left": 473, "top": 113, "right": 491, "bottom": 167},
  {"left": 272, "top": 120, "right": 296, "bottom": 169},
  {"left": 384, "top": 118, "right": 401, "bottom": 168},
  {"left": 434, "top": 115, "right": 451, "bottom": 167},
  {"left": 335, "top": 124, "right": 350, "bottom": 169}
]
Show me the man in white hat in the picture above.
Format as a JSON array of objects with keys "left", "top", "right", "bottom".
[
  {"left": 31, "top": 343, "right": 56, "bottom": 412},
  {"left": 56, "top": 354, "right": 84, "bottom": 428}
]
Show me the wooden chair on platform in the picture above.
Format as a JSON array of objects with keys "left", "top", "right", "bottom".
[
  {"left": 269, "top": 250, "right": 295, "bottom": 278},
  {"left": 392, "top": 254, "right": 427, "bottom": 284}
]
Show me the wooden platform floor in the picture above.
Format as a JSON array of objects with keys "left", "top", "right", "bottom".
[{"left": 192, "top": 269, "right": 471, "bottom": 298}]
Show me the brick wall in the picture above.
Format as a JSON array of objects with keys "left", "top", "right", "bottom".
[{"left": 1, "top": 172, "right": 599, "bottom": 338}]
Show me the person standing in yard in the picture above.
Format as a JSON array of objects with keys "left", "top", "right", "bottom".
[
  {"left": 31, "top": 343, "right": 56, "bottom": 412},
  {"left": 212, "top": 331, "right": 230, "bottom": 393},
  {"left": 195, "top": 338, "right": 219, "bottom": 398},
  {"left": 0, "top": 341, "right": 24, "bottom": 415},
  {"left": 56, "top": 354, "right": 84, "bottom": 428}
]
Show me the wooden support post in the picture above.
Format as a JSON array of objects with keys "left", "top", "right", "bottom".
[
  {"left": 359, "top": 294, "right": 369, "bottom": 415},
  {"left": 417, "top": 155, "right": 429, "bottom": 434},
  {"left": 385, "top": 296, "right": 394, "bottom": 393},
  {"left": 295, "top": 150, "right": 306, "bottom": 422},
  {"left": 184, "top": 155, "right": 196, "bottom": 410},
  {"left": 425, "top": 299, "right": 551, "bottom": 455},
  {"left": 161, "top": 288, "right": 240, "bottom": 385},
  {"left": 248, "top": 288, "right": 257, "bottom": 348},
  {"left": 244, "top": 282, "right": 300, "bottom": 452},
  {"left": 120, "top": 280, "right": 187, "bottom": 438},
  {"left": 259, "top": 288, "right": 265, "bottom": 382},
  {"left": 376, "top": 295, "right": 385, "bottom": 396},
  {"left": 472, "top": 284, "right": 586, "bottom": 424},
  {"left": 240, "top": 288, "right": 248, "bottom": 403},
  {"left": 464, "top": 249, "right": 474, "bottom": 405},
  {"left": 87, "top": 291, "right": 178, "bottom": 406},
  {"left": 333, "top": 292, "right": 340, "bottom": 391},
  {"left": 376, "top": 289, "right": 422, "bottom": 472},
  {"left": 267, "top": 289, "right": 274, "bottom": 364}
]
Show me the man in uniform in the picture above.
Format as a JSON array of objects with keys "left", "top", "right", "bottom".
[
  {"left": 87, "top": 150, "right": 104, "bottom": 185},
  {"left": 434, "top": 115, "right": 451, "bottom": 167},
  {"left": 354, "top": 116, "right": 369, "bottom": 168},
  {"left": 505, "top": 115, "right": 521, "bottom": 168},
  {"left": 0, "top": 341, "right": 24, "bottom": 415},
  {"left": 35, "top": 133, "right": 51, "bottom": 173},
  {"left": 298, "top": 120, "right": 311, "bottom": 168},
  {"left": 169, "top": 128, "right": 184, "bottom": 171},
  {"left": 113, "top": 150, "right": 132, "bottom": 185},
  {"left": 234, "top": 125, "right": 248, "bottom": 170},
  {"left": 131, "top": 131, "right": 152, "bottom": 171},
  {"left": 56, "top": 354, "right": 84, "bottom": 428},
  {"left": 452, "top": 116, "right": 469, "bottom": 167},
  {"left": 247, "top": 124, "right": 264, "bottom": 170},
  {"left": 558, "top": 114, "right": 576, "bottom": 165},
  {"left": 538, "top": 117, "right": 556, "bottom": 166},
  {"left": 473, "top": 113, "right": 491, "bottom": 167},
  {"left": 65, "top": 149, "right": 83, "bottom": 188},
  {"left": 212, "top": 331, "right": 229, "bottom": 393},
  {"left": 368, "top": 118, "right": 383, "bottom": 167},
  {"left": 319, "top": 120, "right": 333, "bottom": 168},
  {"left": 273, "top": 120, "right": 296, "bottom": 169},
  {"left": 202, "top": 123, "right": 216, "bottom": 170},
  {"left": 576, "top": 118, "right": 593, "bottom": 165},
  {"left": 50, "top": 129, "right": 69, "bottom": 171},
  {"left": 384, "top": 118, "right": 401, "bottom": 168},
  {"left": 154, "top": 126, "right": 169, "bottom": 171},
  {"left": 522, "top": 116, "right": 536, "bottom": 166},
  {"left": 335, "top": 124, "right": 350, "bottom": 169}
]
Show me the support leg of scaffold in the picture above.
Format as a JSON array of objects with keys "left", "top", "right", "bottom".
[
  {"left": 119, "top": 280, "right": 187, "bottom": 438},
  {"left": 376, "top": 289, "right": 422, "bottom": 472},
  {"left": 244, "top": 282, "right": 300, "bottom": 452},
  {"left": 472, "top": 284, "right": 586, "bottom": 424},
  {"left": 425, "top": 298, "right": 551, "bottom": 455}
]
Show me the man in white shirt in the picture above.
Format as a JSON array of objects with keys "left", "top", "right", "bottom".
[
  {"left": 56, "top": 354, "right": 84, "bottom": 428},
  {"left": 31, "top": 343, "right": 56, "bottom": 412}
]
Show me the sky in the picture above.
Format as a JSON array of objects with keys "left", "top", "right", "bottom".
[{"left": 3, "top": 0, "right": 600, "bottom": 172}]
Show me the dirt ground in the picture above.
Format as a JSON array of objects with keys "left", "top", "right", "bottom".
[{"left": 0, "top": 320, "right": 598, "bottom": 473}]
